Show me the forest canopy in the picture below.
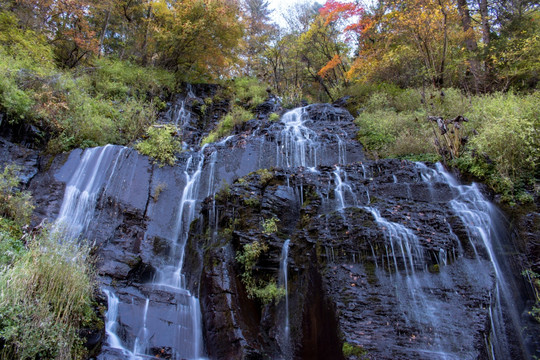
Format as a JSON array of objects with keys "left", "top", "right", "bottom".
[{"left": 0, "top": 0, "right": 538, "bottom": 201}]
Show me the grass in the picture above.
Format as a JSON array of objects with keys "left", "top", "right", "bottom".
[
  {"left": 201, "top": 106, "right": 253, "bottom": 145},
  {"left": 0, "top": 227, "right": 99, "bottom": 360}
]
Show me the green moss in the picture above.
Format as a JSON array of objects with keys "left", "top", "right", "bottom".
[
  {"left": 269, "top": 112, "right": 280, "bottom": 122},
  {"left": 429, "top": 264, "right": 440, "bottom": 273},
  {"left": 256, "top": 168, "right": 273, "bottom": 186},
  {"left": 214, "top": 181, "right": 231, "bottom": 203},
  {"left": 342, "top": 342, "right": 368, "bottom": 358},
  {"left": 244, "top": 197, "right": 260, "bottom": 208}
]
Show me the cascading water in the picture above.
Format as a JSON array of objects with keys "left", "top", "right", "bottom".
[
  {"left": 102, "top": 149, "right": 207, "bottom": 360},
  {"left": 417, "top": 163, "right": 533, "bottom": 359},
  {"left": 55, "top": 145, "right": 125, "bottom": 239},
  {"left": 278, "top": 239, "right": 291, "bottom": 356},
  {"left": 44, "top": 95, "right": 537, "bottom": 359},
  {"left": 328, "top": 161, "right": 533, "bottom": 359},
  {"left": 277, "top": 107, "right": 319, "bottom": 169}
]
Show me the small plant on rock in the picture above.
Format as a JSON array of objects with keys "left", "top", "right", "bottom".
[
  {"left": 236, "top": 241, "right": 285, "bottom": 304},
  {"left": 136, "top": 125, "right": 181, "bottom": 167},
  {"left": 268, "top": 112, "right": 280, "bottom": 122},
  {"left": 262, "top": 216, "right": 279, "bottom": 234},
  {"left": 0, "top": 164, "right": 34, "bottom": 226}
]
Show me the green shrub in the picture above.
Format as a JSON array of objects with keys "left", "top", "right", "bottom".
[
  {"left": 262, "top": 216, "right": 279, "bottom": 234},
  {"left": 251, "top": 281, "right": 286, "bottom": 304},
  {"left": 522, "top": 269, "right": 540, "bottom": 323},
  {"left": 236, "top": 241, "right": 285, "bottom": 304},
  {"left": 0, "top": 217, "right": 24, "bottom": 267},
  {"left": 136, "top": 125, "right": 182, "bottom": 166},
  {"left": 0, "top": 164, "right": 33, "bottom": 227},
  {"left": 201, "top": 106, "right": 253, "bottom": 145},
  {"left": 269, "top": 112, "right": 280, "bottom": 122},
  {"left": 356, "top": 108, "right": 434, "bottom": 158},
  {"left": 232, "top": 77, "right": 267, "bottom": 109},
  {"left": 465, "top": 92, "right": 539, "bottom": 181},
  {"left": 354, "top": 87, "right": 538, "bottom": 203},
  {"left": 0, "top": 30, "right": 171, "bottom": 152},
  {"left": 87, "top": 58, "right": 174, "bottom": 101},
  {"left": 0, "top": 229, "right": 98, "bottom": 360}
]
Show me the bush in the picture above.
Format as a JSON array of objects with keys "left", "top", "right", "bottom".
[
  {"left": 0, "top": 24, "right": 173, "bottom": 153},
  {"left": 232, "top": 77, "right": 267, "bottom": 109},
  {"left": 236, "top": 241, "right": 286, "bottom": 304},
  {"left": 0, "top": 218, "right": 24, "bottom": 267},
  {"left": 201, "top": 106, "right": 253, "bottom": 145},
  {"left": 465, "top": 92, "right": 539, "bottom": 181},
  {"left": 0, "top": 164, "right": 33, "bottom": 227},
  {"left": 356, "top": 108, "right": 434, "bottom": 158},
  {"left": 136, "top": 125, "right": 182, "bottom": 166},
  {"left": 0, "top": 229, "right": 98, "bottom": 360}
]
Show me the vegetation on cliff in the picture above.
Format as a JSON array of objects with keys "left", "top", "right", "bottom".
[{"left": 0, "top": 164, "right": 99, "bottom": 359}]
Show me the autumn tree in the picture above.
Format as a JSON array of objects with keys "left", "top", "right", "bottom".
[
  {"left": 14, "top": 0, "right": 99, "bottom": 67},
  {"left": 152, "top": 0, "right": 244, "bottom": 80},
  {"left": 241, "top": 0, "right": 277, "bottom": 77}
]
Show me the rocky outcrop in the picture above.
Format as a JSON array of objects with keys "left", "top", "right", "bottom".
[
  {"left": 2, "top": 94, "right": 538, "bottom": 359},
  {"left": 191, "top": 161, "right": 538, "bottom": 359}
]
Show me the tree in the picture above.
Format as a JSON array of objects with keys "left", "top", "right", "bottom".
[
  {"left": 15, "top": 0, "right": 99, "bottom": 67},
  {"left": 241, "top": 0, "right": 277, "bottom": 76},
  {"left": 153, "top": 0, "right": 244, "bottom": 79},
  {"left": 342, "top": 0, "right": 466, "bottom": 88}
]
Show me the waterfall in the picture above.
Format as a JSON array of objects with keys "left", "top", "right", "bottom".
[
  {"left": 323, "top": 162, "right": 533, "bottom": 359},
  {"left": 277, "top": 107, "right": 319, "bottom": 168},
  {"left": 55, "top": 145, "right": 125, "bottom": 239},
  {"left": 103, "top": 149, "right": 207, "bottom": 360},
  {"left": 279, "top": 239, "right": 291, "bottom": 356},
  {"left": 422, "top": 163, "right": 532, "bottom": 359},
  {"left": 333, "top": 166, "right": 358, "bottom": 211}
]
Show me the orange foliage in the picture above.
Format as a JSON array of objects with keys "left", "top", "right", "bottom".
[{"left": 318, "top": 54, "right": 342, "bottom": 78}]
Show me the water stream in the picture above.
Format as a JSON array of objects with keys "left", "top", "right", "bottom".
[{"left": 279, "top": 239, "right": 291, "bottom": 356}]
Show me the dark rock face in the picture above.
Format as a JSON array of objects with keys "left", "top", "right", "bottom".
[
  {"left": 0, "top": 137, "right": 40, "bottom": 186},
  {"left": 189, "top": 163, "right": 497, "bottom": 359},
  {"left": 4, "top": 98, "right": 536, "bottom": 360}
]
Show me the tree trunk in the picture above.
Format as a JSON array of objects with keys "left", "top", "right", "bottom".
[
  {"left": 98, "top": 7, "right": 111, "bottom": 58},
  {"left": 478, "top": 0, "right": 493, "bottom": 89},
  {"left": 456, "top": 0, "right": 482, "bottom": 91},
  {"left": 141, "top": 2, "right": 153, "bottom": 66},
  {"left": 437, "top": 0, "right": 448, "bottom": 88}
]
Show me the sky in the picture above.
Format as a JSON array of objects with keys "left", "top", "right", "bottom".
[{"left": 267, "top": 0, "right": 317, "bottom": 29}]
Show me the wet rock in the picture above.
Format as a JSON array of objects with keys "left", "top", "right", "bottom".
[
  {"left": 0, "top": 138, "right": 39, "bottom": 185},
  {"left": 255, "top": 95, "right": 281, "bottom": 117}
]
